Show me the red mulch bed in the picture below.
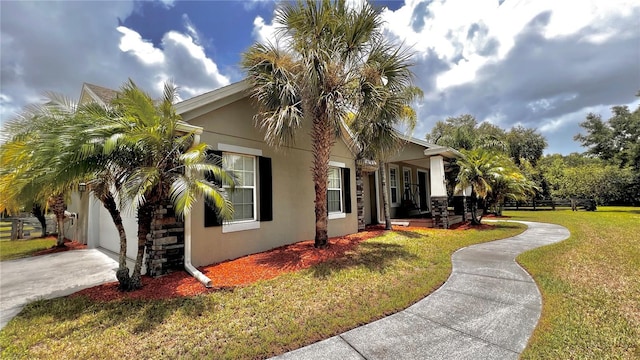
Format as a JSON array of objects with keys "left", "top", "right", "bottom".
[
  {"left": 32, "top": 237, "right": 87, "bottom": 256},
  {"left": 71, "top": 222, "right": 496, "bottom": 302},
  {"left": 73, "top": 227, "right": 387, "bottom": 302}
]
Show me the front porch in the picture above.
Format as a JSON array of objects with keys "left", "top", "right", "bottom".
[{"left": 357, "top": 137, "right": 466, "bottom": 230}]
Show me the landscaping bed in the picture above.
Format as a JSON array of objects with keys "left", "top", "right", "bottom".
[{"left": 0, "top": 222, "right": 524, "bottom": 359}]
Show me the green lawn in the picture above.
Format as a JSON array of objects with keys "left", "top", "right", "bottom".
[
  {"left": 0, "top": 223, "right": 525, "bottom": 359},
  {"left": 0, "top": 237, "right": 56, "bottom": 261},
  {"left": 509, "top": 207, "right": 640, "bottom": 359}
]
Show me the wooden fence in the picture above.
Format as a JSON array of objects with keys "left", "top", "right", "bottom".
[{"left": 502, "top": 198, "right": 597, "bottom": 211}]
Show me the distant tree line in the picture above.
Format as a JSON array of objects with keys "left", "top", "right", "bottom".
[{"left": 424, "top": 93, "right": 640, "bottom": 211}]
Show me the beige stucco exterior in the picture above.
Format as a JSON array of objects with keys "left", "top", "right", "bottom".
[{"left": 186, "top": 96, "right": 357, "bottom": 266}]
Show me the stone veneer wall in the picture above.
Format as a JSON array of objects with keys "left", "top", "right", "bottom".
[
  {"left": 145, "top": 204, "right": 185, "bottom": 277},
  {"left": 356, "top": 167, "right": 365, "bottom": 231},
  {"left": 430, "top": 196, "right": 449, "bottom": 229}
]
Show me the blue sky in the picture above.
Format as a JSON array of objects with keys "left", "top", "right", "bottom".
[{"left": 1, "top": 0, "right": 639, "bottom": 155}]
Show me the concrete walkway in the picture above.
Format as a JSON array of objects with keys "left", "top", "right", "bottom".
[
  {"left": 0, "top": 249, "right": 118, "bottom": 329},
  {"left": 273, "top": 221, "right": 570, "bottom": 360}
]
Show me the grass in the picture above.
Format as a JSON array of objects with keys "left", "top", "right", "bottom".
[
  {"left": 509, "top": 207, "right": 640, "bottom": 359},
  {"left": 0, "top": 223, "right": 525, "bottom": 359},
  {"left": 0, "top": 237, "right": 56, "bottom": 261}
]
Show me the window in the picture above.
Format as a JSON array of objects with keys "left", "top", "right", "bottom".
[
  {"left": 327, "top": 162, "right": 351, "bottom": 219},
  {"left": 223, "top": 153, "right": 256, "bottom": 222},
  {"left": 328, "top": 167, "right": 342, "bottom": 213},
  {"left": 403, "top": 168, "right": 412, "bottom": 191},
  {"left": 389, "top": 165, "right": 399, "bottom": 206},
  {"left": 204, "top": 144, "right": 272, "bottom": 232}
]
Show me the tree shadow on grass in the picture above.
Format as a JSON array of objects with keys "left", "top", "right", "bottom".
[
  {"left": 393, "top": 229, "right": 425, "bottom": 239},
  {"left": 311, "top": 241, "right": 418, "bottom": 279},
  {"left": 8, "top": 294, "right": 210, "bottom": 339}
]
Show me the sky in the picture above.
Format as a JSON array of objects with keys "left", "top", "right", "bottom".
[{"left": 1, "top": 0, "right": 639, "bottom": 155}]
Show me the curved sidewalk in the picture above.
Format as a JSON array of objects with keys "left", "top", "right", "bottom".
[{"left": 273, "top": 221, "right": 570, "bottom": 360}]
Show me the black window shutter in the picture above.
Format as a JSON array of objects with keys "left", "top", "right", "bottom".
[
  {"left": 259, "top": 156, "right": 273, "bottom": 221},
  {"left": 343, "top": 167, "right": 352, "bottom": 214},
  {"left": 204, "top": 150, "right": 223, "bottom": 227}
]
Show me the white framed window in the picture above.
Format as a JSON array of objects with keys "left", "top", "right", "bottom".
[
  {"left": 403, "top": 168, "right": 412, "bottom": 191},
  {"left": 328, "top": 167, "right": 342, "bottom": 214},
  {"left": 222, "top": 152, "right": 259, "bottom": 232},
  {"left": 327, "top": 161, "right": 350, "bottom": 219},
  {"left": 389, "top": 165, "right": 399, "bottom": 207}
]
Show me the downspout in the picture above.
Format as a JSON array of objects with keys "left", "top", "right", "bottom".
[{"left": 184, "top": 132, "right": 213, "bottom": 288}]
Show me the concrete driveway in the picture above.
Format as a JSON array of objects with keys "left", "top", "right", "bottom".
[{"left": 0, "top": 249, "right": 118, "bottom": 329}]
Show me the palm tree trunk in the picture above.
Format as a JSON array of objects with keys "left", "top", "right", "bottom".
[
  {"left": 379, "top": 163, "right": 392, "bottom": 230},
  {"left": 32, "top": 203, "right": 47, "bottom": 237},
  {"left": 99, "top": 191, "right": 130, "bottom": 290},
  {"left": 48, "top": 194, "right": 66, "bottom": 246},
  {"left": 470, "top": 190, "right": 482, "bottom": 225},
  {"left": 311, "top": 111, "right": 334, "bottom": 248},
  {"left": 130, "top": 202, "right": 153, "bottom": 290}
]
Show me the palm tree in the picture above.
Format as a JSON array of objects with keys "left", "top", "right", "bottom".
[
  {"left": 82, "top": 80, "right": 235, "bottom": 290},
  {"left": 242, "top": 0, "right": 415, "bottom": 246},
  {"left": 0, "top": 95, "right": 81, "bottom": 246},
  {"left": 350, "top": 87, "right": 422, "bottom": 230},
  {"left": 2, "top": 94, "right": 133, "bottom": 289},
  {"left": 455, "top": 149, "right": 534, "bottom": 224}
]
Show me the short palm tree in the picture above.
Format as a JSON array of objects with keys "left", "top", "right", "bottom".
[
  {"left": 83, "top": 80, "right": 235, "bottom": 290},
  {"left": 242, "top": 0, "right": 416, "bottom": 246},
  {"left": 0, "top": 95, "right": 81, "bottom": 246},
  {"left": 455, "top": 149, "right": 534, "bottom": 223}
]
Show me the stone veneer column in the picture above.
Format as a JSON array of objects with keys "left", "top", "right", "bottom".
[
  {"left": 356, "top": 166, "right": 365, "bottom": 231},
  {"left": 430, "top": 196, "right": 449, "bottom": 229},
  {"left": 430, "top": 155, "right": 449, "bottom": 229},
  {"left": 145, "top": 204, "right": 185, "bottom": 277}
]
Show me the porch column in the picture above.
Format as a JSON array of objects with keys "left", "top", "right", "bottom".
[{"left": 429, "top": 156, "right": 449, "bottom": 229}]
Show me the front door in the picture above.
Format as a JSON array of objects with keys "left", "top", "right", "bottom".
[
  {"left": 368, "top": 173, "right": 378, "bottom": 224},
  {"left": 418, "top": 171, "right": 428, "bottom": 211}
]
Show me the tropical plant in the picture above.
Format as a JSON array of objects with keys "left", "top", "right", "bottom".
[
  {"left": 242, "top": 0, "right": 415, "bottom": 246},
  {"left": 350, "top": 86, "right": 422, "bottom": 229},
  {"left": 0, "top": 94, "right": 81, "bottom": 246},
  {"left": 0, "top": 93, "right": 139, "bottom": 288},
  {"left": 455, "top": 149, "right": 534, "bottom": 223},
  {"left": 79, "top": 80, "right": 235, "bottom": 290}
]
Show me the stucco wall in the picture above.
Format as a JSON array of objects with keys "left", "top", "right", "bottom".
[{"left": 187, "top": 97, "right": 357, "bottom": 266}]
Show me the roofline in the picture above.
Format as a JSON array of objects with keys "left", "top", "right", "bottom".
[
  {"left": 80, "top": 83, "right": 107, "bottom": 106},
  {"left": 175, "top": 80, "right": 250, "bottom": 121},
  {"left": 398, "top": 133, "right": 463, "bottom": 159}
]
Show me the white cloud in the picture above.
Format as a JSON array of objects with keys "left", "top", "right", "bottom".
[
  {"left": 380, "top": 0, "right": 640, "bottom": 154},
  {"left": 0, "top": 1, "right": 231, "bottom": 125},
  {"left": 252, "top": 15, "right": 278, "bottom": 45},
  {"left": 117, "top": 26, "right": 165, "bottom": 65}
]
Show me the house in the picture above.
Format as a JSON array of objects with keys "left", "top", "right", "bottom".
[{"left": 68, "top": 80, "right": 464, "bottom": 286}]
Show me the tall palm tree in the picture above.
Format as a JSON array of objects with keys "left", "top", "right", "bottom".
[
  {"left": 83, "top": 80, "right": 235, "bottom": 290},
  {"left": 350, "top": 86, "right": 422, "bottom": 230},
  {"left": 242, "top": 0, "right": 415, "bottom": 246}
]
